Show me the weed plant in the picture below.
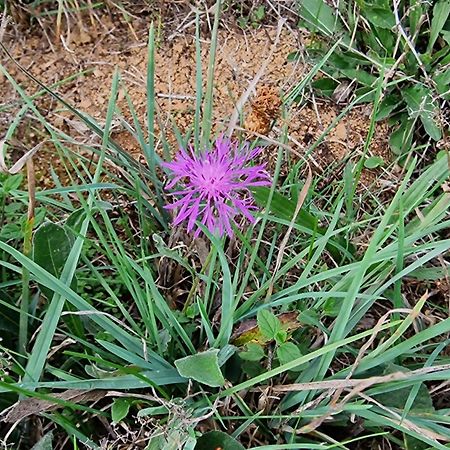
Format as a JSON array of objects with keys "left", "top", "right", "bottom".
[{"left": 0, "top": 0, "right": 450, "bottom": 449}]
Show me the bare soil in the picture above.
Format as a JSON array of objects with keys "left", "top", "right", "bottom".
[{"left": 1, "top": 12, "right": 391, "bottom": 189}]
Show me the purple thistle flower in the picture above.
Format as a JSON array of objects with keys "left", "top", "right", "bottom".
[{"left": 163, "top": 136, "right": 271, "bottom": 237}]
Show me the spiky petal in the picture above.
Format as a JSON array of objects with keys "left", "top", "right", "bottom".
[{"left": 163, "top": 137, "right": 270, "bottom": 237}]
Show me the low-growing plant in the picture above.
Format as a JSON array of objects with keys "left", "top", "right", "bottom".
[
  {"left": 0, "top": 1, "right": 450, "bottom": 449},
  {"left": 296, "top": 0, "right": 450, "bottom": 155}
]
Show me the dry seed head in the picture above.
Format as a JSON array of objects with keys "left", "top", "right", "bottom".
[{"left": 245, "top": 85, "right": 281, "bottom": 135}]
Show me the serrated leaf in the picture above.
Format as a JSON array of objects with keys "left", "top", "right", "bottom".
[
  {"left": 257, "top": 309, "right": 281, "bottom": 340},
  {"left": 427, "top": 0, "right": 450, "bottom": 52},
  {"left": 253, "top": 5, "right": 265, "bottom": 21},
  {"left": 111, "top": 398, "right": 131, "bottom": 423},
  {"left": 275, "top": 329, "right": 288, "bottom": 345},
  {"left": 195, "top": 431, "right": 245, "bottom": 450},
  {"left": 175, "top": 350, "right": 225, "bottom": 387},
  {"left": 277, "top": 342, "right": 303, "bottom": 369},
  {"left": 32, "top": 222, "right": 76, "bottom": 299},
  {"left": 231, "top": 312, "right": 301, "bottom": 346},
  {"left": 31, "top": 432, "right": 53, "bottom": 450},
  {"left": 239, "top": 342, "right": 265, "bottom": 361}
]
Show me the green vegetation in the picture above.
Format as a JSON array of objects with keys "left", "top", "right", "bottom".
[
  {"left": 0, "top": 0, "right": 449, "bottom": 449},
  {"left": 296, "top": 0, "right": 450, "bottom": 155}
]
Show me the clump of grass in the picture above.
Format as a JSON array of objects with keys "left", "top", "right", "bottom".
[{"left": 1, "top": 0, "right": 450, "bottom": 449}]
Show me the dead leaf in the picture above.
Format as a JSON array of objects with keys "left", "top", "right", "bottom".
[{"left": 3, "top": 390, "right": 104, "bottom": 423}]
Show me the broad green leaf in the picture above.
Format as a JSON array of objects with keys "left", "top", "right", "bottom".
[
  {"left": 145, "top": 436, "right": 165, "bottom": 450},
  {"left": 31, "top": 432, "right": 53, "bottom": 450},
  {"left": 427, "top": 0, "right": 450, "bottom": 52},
  {"left": 0, "top": 222, "right": 22, "bottom": 241},
  {"left": 257, "top": 309, "right": 281, "bottom": 340},
  {"left": 389, "top": 117, "right": 415, "bottom": 155},
  {"left": 312, "top": 77, "right": 339, "bottom": 96},
  {"left": 277, "top": 342, "right": 303, "bottom": 369},
  {"left": 441, "top": 30, "right": 450, "bottom": 45},
  {"left": 32, "top": 222, "right": 75, "bottom": 299},
  {"left": 252, "top": 186, "right": 353, "bottom": 261},
  {"left": 339, "top": 68, "right": 377, "bottom": 86},
  {"left": 376, "top": 94, "right": 401, "bottom": 120},
  {"left": 298, "top": 0, "right": 343, "bottom": 36},
  {"left": 239, "top": 342, "right": 265, "bottom": 362},
  {"left": 175, "top": 349, "right": 225, "bottom": 387},
  {"left": 138, "top": 406, "right": 169, "bottom": 417},
  {"left": 111, "top": 398, "right": 131, "bottom": 423},
  {"left": 409, "top": 0, "right": 424, "bottom": 34},
  {"left": 434, "top": 69, "right": 450, "bottom": 100},
  {"left": 405, "top": 434, "right": 429, "bottom": 450},
  {"left": 195, "top": 431, "right": 245, "bottom": 450},
  {"left": 275, "top": 329, "right": 288, "bottom": 345},
  {"left": 403, "top": 85, "right": 442, "bottom": 140},
  {"left": 421, "top": 115, "right": 442, "bottom": 141},
  {"left": 364, "top": 6, "right": 396, "bottom": 29},
  {"left": 298, "top": 309, "right": 320, "bottom": 327},
  {"left": 232, "top": 312, "right": 301, "bottom": 347},
  {"left": 3, "top": 174, "right": 23, "bottom": 192},
  {"left": 364, "top": 156, "right": 384, "bottom": 169},
  {"left": 253, "top": 5, "right": 265, "bottom": 21}
]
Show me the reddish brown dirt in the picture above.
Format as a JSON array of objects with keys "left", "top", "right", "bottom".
[{"left": 0, "top": 13, "right": 391, "bottom": 188}]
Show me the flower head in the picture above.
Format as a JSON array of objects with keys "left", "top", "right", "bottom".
[{"left": 163, "top": 136, "right": 270, "bottom": 237}]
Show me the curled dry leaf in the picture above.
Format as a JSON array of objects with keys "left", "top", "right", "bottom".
[
  {"left": 0, "top": 140, "right": 45, "bottom": 175},
  {"left": 3, "top": 390, "right": 104, "bottom": 423}
]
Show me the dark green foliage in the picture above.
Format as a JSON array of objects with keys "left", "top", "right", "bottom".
[
  {"left": 297, "top": 0, "right": 450, "bottom": 153},
  {"left": 195, "top": 431, "right": 245, "bottom": 450}
]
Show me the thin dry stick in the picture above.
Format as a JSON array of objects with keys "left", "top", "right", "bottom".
[
  {"left": 312, "top": 301, "right": 427, "bottom": 430},
  {"left": 226, "top": 18, "right": 286, "bottom": 138},
  {"left": 0, "top": 9, "right": 8, "bottom": 44},
  {"left": 292, "top": 364, "right": 450, "bottom": 435},
  {"left": 18, "top": 157, "right": 36, "bottom": 359},
  {"left": 359, "top": 392, "right": 450, "bottom": 442},
  {"left": 271, "top": 364, "right": 450, "bottom": 393}
]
